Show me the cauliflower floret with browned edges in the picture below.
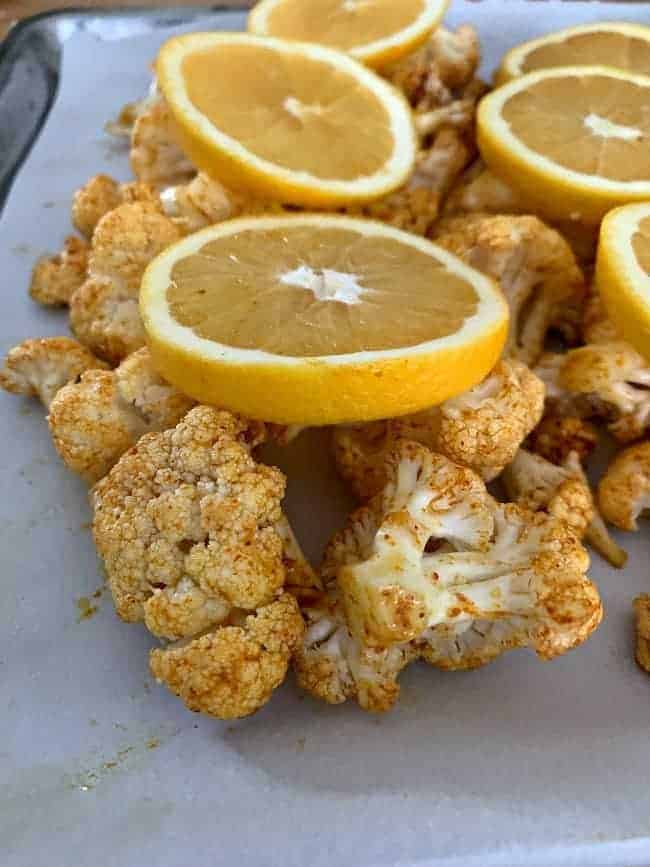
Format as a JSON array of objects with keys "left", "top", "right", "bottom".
[
  {"left": 434, "top": 214, "right": 586, "bottom": 364},
  {"left": 0, "top": 337, "right": 106, "bottom": 408},
  {"left": 48, "top": 347, "right": 195, "bottom": 483},
  {"left": 29, "top": 236, "right": 89, "bottom": 307},
  {"left": 130, "top": 96, "right": 195, "bottom": 187},
  {"left": 70, "top": 200, "right": 182, "bottom": 363},
  {"left": 150, "top": 593, "right": 303, "bottom": 719},
  {"left": 92, "top": 406, "right": 278, "bottom": 638},
  {"left": 503, "top": 448, "right": 627, "bottom": 568},
  {"left": 334, "top": 359, "right": 544, "bottom": 500},
  {"left": 527, "top": 414, "right": 599, "bottom": 466},
  {"left": 598, "top": 441, "right": 650, "bottom": 532},
  {"left": 538, "top": 343, "right": 650, "bottom": 443},
  {"left": 72, "top": 174, "right": 158, "bottom": 239},
  {"left": 332, "top": 442, "right": 602, "bottom": 663}
]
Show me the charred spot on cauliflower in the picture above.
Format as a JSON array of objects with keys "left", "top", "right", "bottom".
[{"left": 0, "top": 337, "right": 106, "bottom": 408}]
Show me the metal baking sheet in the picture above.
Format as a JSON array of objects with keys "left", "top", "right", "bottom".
[{"left": 2, "top": 3, "right": 650, "bottom": 866}]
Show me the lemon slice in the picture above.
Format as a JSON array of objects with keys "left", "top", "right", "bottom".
[
  {"left": 156, "top": 33, "right": 416, "bottom": 207},
  {"left": 496, "top": 21, "right": 650, "bottom": 85},
  {"left": 140, "top": 214, "right": 508, "bottom": 425},
  {"left": 477, "top": 66, "right": 650, "bottom": 224},
  {"left": 247, "top": 0, "right": 450, "bottom": 68},
  {"left": 596, "top": 203, "right": 650, "bottom": 361}
]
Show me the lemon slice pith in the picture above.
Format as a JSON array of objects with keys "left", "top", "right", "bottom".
[
  {"left": 141, "top": 215, "right": 508, "bottom": 425},
  {"left": 247, "top": 0, "right": 450, "bottom": 68},
  {"left": 596, "top": 203, "right": 650, "bottom": 362},
  {"left": 495, "top": 21, "right": 650, "bottom": 84},
  {"left": 478, "top": 65, "right": 650, "bottom": 224},
  {"left": 156, "top": 33, "right": 416, "bottom": 207}
]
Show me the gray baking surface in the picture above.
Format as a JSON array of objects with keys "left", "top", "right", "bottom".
[{"left": 2, "top": 3, "right": 650, "bottom": 866}]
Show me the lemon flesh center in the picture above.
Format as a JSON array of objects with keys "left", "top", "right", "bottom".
[
  {"left": 522, "top": 32, "right": 650, "bottom": 76},
  {"left": 182, "top": 45, "right": 394, "bottom": 180},
  {"left": 632, "top": 215, "right": 650, "bottom": 277},
  {"left": 261, "top": 0, "right": 427, "bottom": 50},
  {"left": 502, "top": 75, "right": 650, "bottom": 182},
  {"left": 167, "top": 226, "right": 479, "bottom": 356}
]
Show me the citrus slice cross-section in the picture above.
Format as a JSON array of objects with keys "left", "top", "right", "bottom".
[
  {"left": 495, "top": 21, "right": 650, "bottom": 85},
  {"left": 155, "top": 33, "right": 416, "bottom": 207},
  {"left": 247, "top": 0, "right": 450, "bottom": 68},
  {"left": 140, "top": 214, "right": 508, "bottom": 425},
  {"left": 596, "top": 203, "right": 650, "bottom": 362},
  {"left": 477, "top": 65, "right": 650, "bottom": 224}
]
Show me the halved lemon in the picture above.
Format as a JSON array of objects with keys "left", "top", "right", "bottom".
[
  {"left": 155, "top": 33, "right": 416, "bottom": 207},
  {"left": 496, "top": 21, "right": 650, "bottom": 85},
  {"left": 247, "top": 0, "right": 450, "bottom": 69},
  {"left": 595, "top": 203, "right": 650, "bottom": 362},
  {"left": 477, "top": 66, "right": 650, "bottom": 225},
  {"left": 140, "top": 214, "right": 508, "bottom": 425}
]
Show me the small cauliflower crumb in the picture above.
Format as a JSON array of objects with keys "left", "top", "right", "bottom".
[
  {"left": 48, "top": 346, "right": 194, "bottom": 483},
  {"left": 634, "top": 595, "right": 650, "bottom": 674},
  {"left": 434, "top": 214, "right": 586, "bottom": 365},
  {"left": 334, "top": 359, "right": 544, "bottom": 500},
  {"left": 598, "top": 441, "right": 650, "bottom": 532},
  {"left": 69, "top": 200, "right": 182, "bottom": 363},
  {"left": 0, "top": 337, "right": 106, "bottom": 408},
  {"left": 150, "top": 593, "right": 304, "bottom": 719},
  {"left": 29, "top": 236, "right": 89, "bottom": 307}
]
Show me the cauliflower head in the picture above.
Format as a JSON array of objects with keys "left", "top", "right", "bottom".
[
  {"left": 331, "top": 441, "right": 602, "bottom": 661},
  {"left": 48, "top": 347, "right": 195, "bottom": 483},
  {"left": 150, "top": 592, "right": 304, "bottom": 719},
  {"left": 70, "top": 200, "right": 182, "bottom": 363},
  {"left": 334, "top": 359, "right": 544, "bottom": 500},
  {"left": 434, "top": 214, "right": 586, "bottom": 364},
  {"left": 598, "top": 441, "right": 650, "bottom": 532},
  {"left": 0, "top": 337, "right": 106, "bottom": 408},
  {"left": 71, "top": 173, "right": 158, "bottom": 239},
  {"left": 130, "top": 96, "right": 195, "bottom": 187},
  {"left": 29, "top": 236, "right": 89, "bottom": 307},
  {"left": 92, "top": 406, "right": 280, "bottom": 635}
]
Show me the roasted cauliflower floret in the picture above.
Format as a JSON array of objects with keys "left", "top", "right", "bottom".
[
  {"left": 444, "top": 160, "right": 527, "bottom": 217},
  {"left": 633, "top": 595, "right": 650, "bottom": 674},
  {"left": 71, "top": 173, "right": 158, "bottom": 239},
  {"left": 527, "top": 414, "right": 599, "bottom": 466},
  {"left": 542, "top": 342, "right": 650, "bottom": 443},
  {"left": 70, "top": 201, "right": 182, "bottom": 363},
  {"left": 48, "top": 347, "right": 195, "bottom": 483},
  {"left": 150, "top": 593, "right": 304, "bottom": 719},
  {"left": 0, "top": 337, "right": 106, "bottom": 408},
  {"left": 598, "top": 441, "right": 650, "bottom": 532},
  {"left": 130, "top": 96, "right": 195, "bottom": 187},
  {"left": 334, "top": 359, "right": 544, "bottom": 500},
  {"left": 92, "top": 407, "right": 281, "bottom": 637},
  {"left": 332, "top": 442, "right": 602, "bottom": 663},
  {"left": 29, "top": 236, "right": 89, "bottom": 306},
  {"left": 434, "top": 214, "right": 586, "bottom": 364}
]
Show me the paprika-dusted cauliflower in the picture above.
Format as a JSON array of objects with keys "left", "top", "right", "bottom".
[
  {"left": 92, "top": 406, "right": 303, "bottom": 719},
  {"left": 48, "top": 346, "right": 194, "bottom": 483},
  {"left": 503, "top": 448, "right": 627, "bottom": 568},
  {"left": 150, "top": 592, "right": 304, "bottom": 719},
  {"left": 633, "top": 595, "right": 650, "bottom": 674},
  {"left": 130, "top": 96, "right": 195, "bottom": 187},
  {"left": 0, "top": 337, "right": 106, "bottom": 408},
  {"left": 539, "top": 342, "right": 650, "bottom": 443},
  {"left": 71, "top": 174, "right": 158, "bottom": 239},
  {"left": 527, "top": 414, "right": 599, "bottom": 466},
  {"left": 92, "top": 406, "right": 277, "bottom": 634},
  {"left": 434, "top": 214, "right": 586, "bottom": 364},
  {"left": 598, "top": 441, "right": 650, "bottom": 532},
  {"left": 334, "top": 359, "right": 545, "bottom": 500},
  {"left": 70, "top": 200, "right": 182, "bottom": 363},
  {"left": 332, "top": 441, "right": 602, "bottom": 660},
  {"left": 29, "top": 236, "right": 89, "bottom": 307}
]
